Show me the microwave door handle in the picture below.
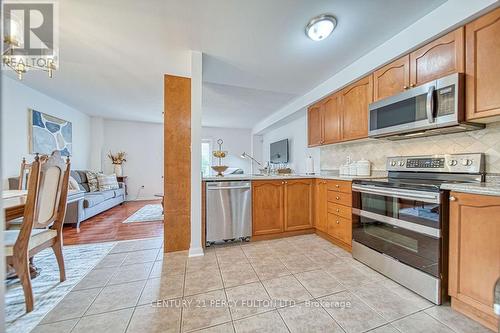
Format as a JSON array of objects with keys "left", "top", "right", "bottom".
[{"left": 426, "top": 85, "right": 436, "bottom": 123}]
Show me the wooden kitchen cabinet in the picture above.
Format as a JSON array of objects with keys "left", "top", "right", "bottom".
[
  {"left": 314, "top": 179, "right": 328, "bottom": 233},
  {"left": 327, "top": 179, "right": 352, "bottom": 194},
  {"left": 373, "top": 55, "right": 410, "bottom": 101},
  {"left": 326, "top": 191, "right": 352, "bottom": 207},
  {"left": 465, "top": 7, "right": 500, "bottom": 122},
  {"left": 308, "top": 102, "right": 323, "bottom": 147},
  {"left": 315, "top": 179, "right": 353, "bottom": 251},
  {"left": 410, "top": 28, "right": 464, "bottom": 87},
  {"left": 327, "top": 202, "right": 351, "bottom": 220},
  {"left": 327, "top": 214, "right": 352, "bottom": 245},
  {"left": 449, "top": 191, "right": 500, "bottom": 331},
  {"left": 252, "top": 179, "right": 314, "bottom": 238},
  {"left": 284, "top": 179, "right": 313, "bottom": 231},
  {"left": 252, "top": 180, "right": 284, "bottom": 236},
  {"left": 323, "top": 92, "right": 342, "bottom": 144},
  {"left": 341, "top": 75, "right": 373, "bottom": 141}
]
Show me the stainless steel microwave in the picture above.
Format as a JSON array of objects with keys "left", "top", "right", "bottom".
[{"left": 368, "top": 73, "right": 484, "bottom": 140}]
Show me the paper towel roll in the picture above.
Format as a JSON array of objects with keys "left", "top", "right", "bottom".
[{"left": 306, "top": 156, "right": 314, "bottom": 174}]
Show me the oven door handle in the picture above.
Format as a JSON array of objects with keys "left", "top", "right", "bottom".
[
  {"left": 352, "top": 184, "right": 440, "bottom": 204},
  {"left": 353, "top": 208, "right": 441, "bottom": 238}
]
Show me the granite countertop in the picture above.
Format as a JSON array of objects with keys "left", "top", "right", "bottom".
[
  {"left": 202, "top": 171, "right": 387, "bottom": 182},
  {"left": 440, "top": 182, "right": 500, "bottom": 197}
]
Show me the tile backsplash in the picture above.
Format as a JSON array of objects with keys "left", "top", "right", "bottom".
[{"left": 320, "top": 122, "right": 500, "bottom": 173}]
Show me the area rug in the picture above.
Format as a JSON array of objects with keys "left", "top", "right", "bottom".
[
  {"left": 123, "top": 204, "right": 163, "bottom": 223},
  {"left": 5, "top": 242, "right": 115, "bottom": 333}
]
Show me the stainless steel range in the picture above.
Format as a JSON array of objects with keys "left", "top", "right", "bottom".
[{"left": 351, "top": 153, "right": 485, "bottom": 304}]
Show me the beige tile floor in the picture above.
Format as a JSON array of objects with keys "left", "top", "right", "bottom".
[{"left": 32, "top": 235, "right": 493, "bottom": 333}]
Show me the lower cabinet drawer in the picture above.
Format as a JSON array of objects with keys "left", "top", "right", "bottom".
[
  {"left": 327, "top": 191, "right": 352, "bottom": 207},
  {"left": 327, "top": 180, "right": 352, "bottom": 193},
  {"left": 327, "top": 202, "right": 352, "bottom": 220},
  {"left": 327, "top": 213, "right": 352, "bottom": 245}
]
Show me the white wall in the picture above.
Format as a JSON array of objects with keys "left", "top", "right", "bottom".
[
  {"left": 89, "top": 117, "right": 104, "bottom": 172},
  {"left": 251, "top": 134, "right": 263, "bottom": 174},
  {"left": 1, "top": 75, "right": 91, "bottom": 187},
  {"left": 202, "top": 127, "right": 253, "bottom": 174},
  {"left": 260, "top": 112, "right": 320, "bottom": 174},
  {"left": 90, "top": 118, "right": 164, "bottom": 201}
]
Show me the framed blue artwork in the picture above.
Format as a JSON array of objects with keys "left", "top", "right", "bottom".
[{"left": 28, "top": 109, "right": 72, "bottom": 156}]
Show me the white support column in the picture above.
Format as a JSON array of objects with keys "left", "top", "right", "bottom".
[{"left": 189, "top": 50, "right": 204, "bottom": 257}]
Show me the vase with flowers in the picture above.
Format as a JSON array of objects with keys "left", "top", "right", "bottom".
[{"left": 107, "top": 151, "right": 127, "bottom": 176}]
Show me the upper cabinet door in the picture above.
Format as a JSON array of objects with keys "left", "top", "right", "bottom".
[
  {"left": 341, "top": 75, "right": 373, "bottom": 141},
  {"left": 410, "top": 28, "right": 464, "bottom": 87},
  {"left": 373, "top": 55, "right": 410, "bottom": 101},
  {"left": 465, "top": 8, "right": 500, "bottom": 122},
  {"left": 308, "top": 103, "right": 323, "bottom": 147},
  {"left": 323, "top": 92, "right": 342, "bottom": 144}
]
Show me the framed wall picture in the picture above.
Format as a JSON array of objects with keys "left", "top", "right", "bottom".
[{"left": 28, "top": 109, "right": 72, "bottom": 156}]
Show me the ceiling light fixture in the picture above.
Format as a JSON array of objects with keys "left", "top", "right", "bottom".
[
  {"left": 2, "top": 13, "right": 57, "bottom": 80},
  {"left": 305, "top": 14, "right": 337, "bottom": 41}
]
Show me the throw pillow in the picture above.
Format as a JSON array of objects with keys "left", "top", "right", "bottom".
[
  {"left": 86, "top": 171, "right": 99, "bottom": 192},
  {"left": 98, "top": 173, "right": 119, "bottom": 191},
  {"left": 68, "top": 176, "right": 79, "bottom": 190}
]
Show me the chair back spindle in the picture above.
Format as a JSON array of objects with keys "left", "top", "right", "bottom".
[{"left": 18, "top": 158, "right": 32, "bottom": 190}]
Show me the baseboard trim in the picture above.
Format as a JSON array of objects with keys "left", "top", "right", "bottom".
[
  {"left": 451, "top": 297, "right": 499, "bottom": 331},
  {"left": 188, "top": 247, "right": 204, "bottom": 257},
  {"left": 315, "top": 229, "right": 352, "bottom": 252},
  {"left": 251, "top": 228, "right": 315, "bottom": 241},
  {"left": 125, "top": 197, "right": 161, "bottom": 202}
]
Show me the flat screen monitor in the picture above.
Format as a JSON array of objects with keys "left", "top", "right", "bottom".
[{"left": 270, "top": 139, "right": 289, "bottom": 164}]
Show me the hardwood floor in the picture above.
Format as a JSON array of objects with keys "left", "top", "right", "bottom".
[{"left": 62, "top": 200, "right": 163, "bottom": 245}]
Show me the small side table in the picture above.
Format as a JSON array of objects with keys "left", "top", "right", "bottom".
[
  {"left": 154, "top": 193, "right": 164, "bottom": 214},
  {"left": 116, "top": 176, "right": 128, "bottom": 195}
]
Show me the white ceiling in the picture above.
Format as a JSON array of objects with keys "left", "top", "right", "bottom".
[{"left": 4, "top": 0, "right": 447, "bottom": 127}]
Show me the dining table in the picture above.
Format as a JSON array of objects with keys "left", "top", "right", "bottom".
[
  {"left": 3, "top": 190, "right": 28, "bottom": 223},
  {"left": 2, "top": 190, "right": 39, "bottom": 279}
]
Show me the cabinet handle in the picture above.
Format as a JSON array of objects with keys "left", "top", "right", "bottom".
[
  {"left": 410, "top": 83, "right": 416, "bottom": 88},
  {"left": 282, "top": 181, "right": 285, "bottom": 184},
  {"left": 336, "top": 220, "right": 340, "bottom": 224},
  {"left": 449, "top": 196, "right": 456, "bottom": 201},
  {"left": 336, "top": 209, "right": 340, "bottom": 213},
  {"left": 403, "top": 85, "right": 408, "bottom": 90},
  {"left": 336, "top": 196, "right": 340, "bottom": 200},
  {"left": 335, "top": 184, "right": 340, "bottom": 188}
]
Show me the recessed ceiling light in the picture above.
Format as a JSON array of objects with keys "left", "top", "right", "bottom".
[{"left": 305, "top": 14, "right": 337, "bottom": 41}]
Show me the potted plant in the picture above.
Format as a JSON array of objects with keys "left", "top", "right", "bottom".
[{"left": 107, "top": 151, "right": 127, "bottom": 176}]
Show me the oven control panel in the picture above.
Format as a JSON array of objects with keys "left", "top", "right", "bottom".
[
  {"left": 406, "top": 158, "right": 445, "bottom": 169},
  {"left": 387, "top": 153, "right": 485, "bottom": 173}
]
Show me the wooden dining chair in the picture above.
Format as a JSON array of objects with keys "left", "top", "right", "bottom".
[{"left": 4, "top": 151, "right": 71, "bottom": 313}]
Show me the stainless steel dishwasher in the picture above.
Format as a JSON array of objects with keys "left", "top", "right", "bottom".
[{"left": 206, "top": 181, "right": 252, "bottom": 245}]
